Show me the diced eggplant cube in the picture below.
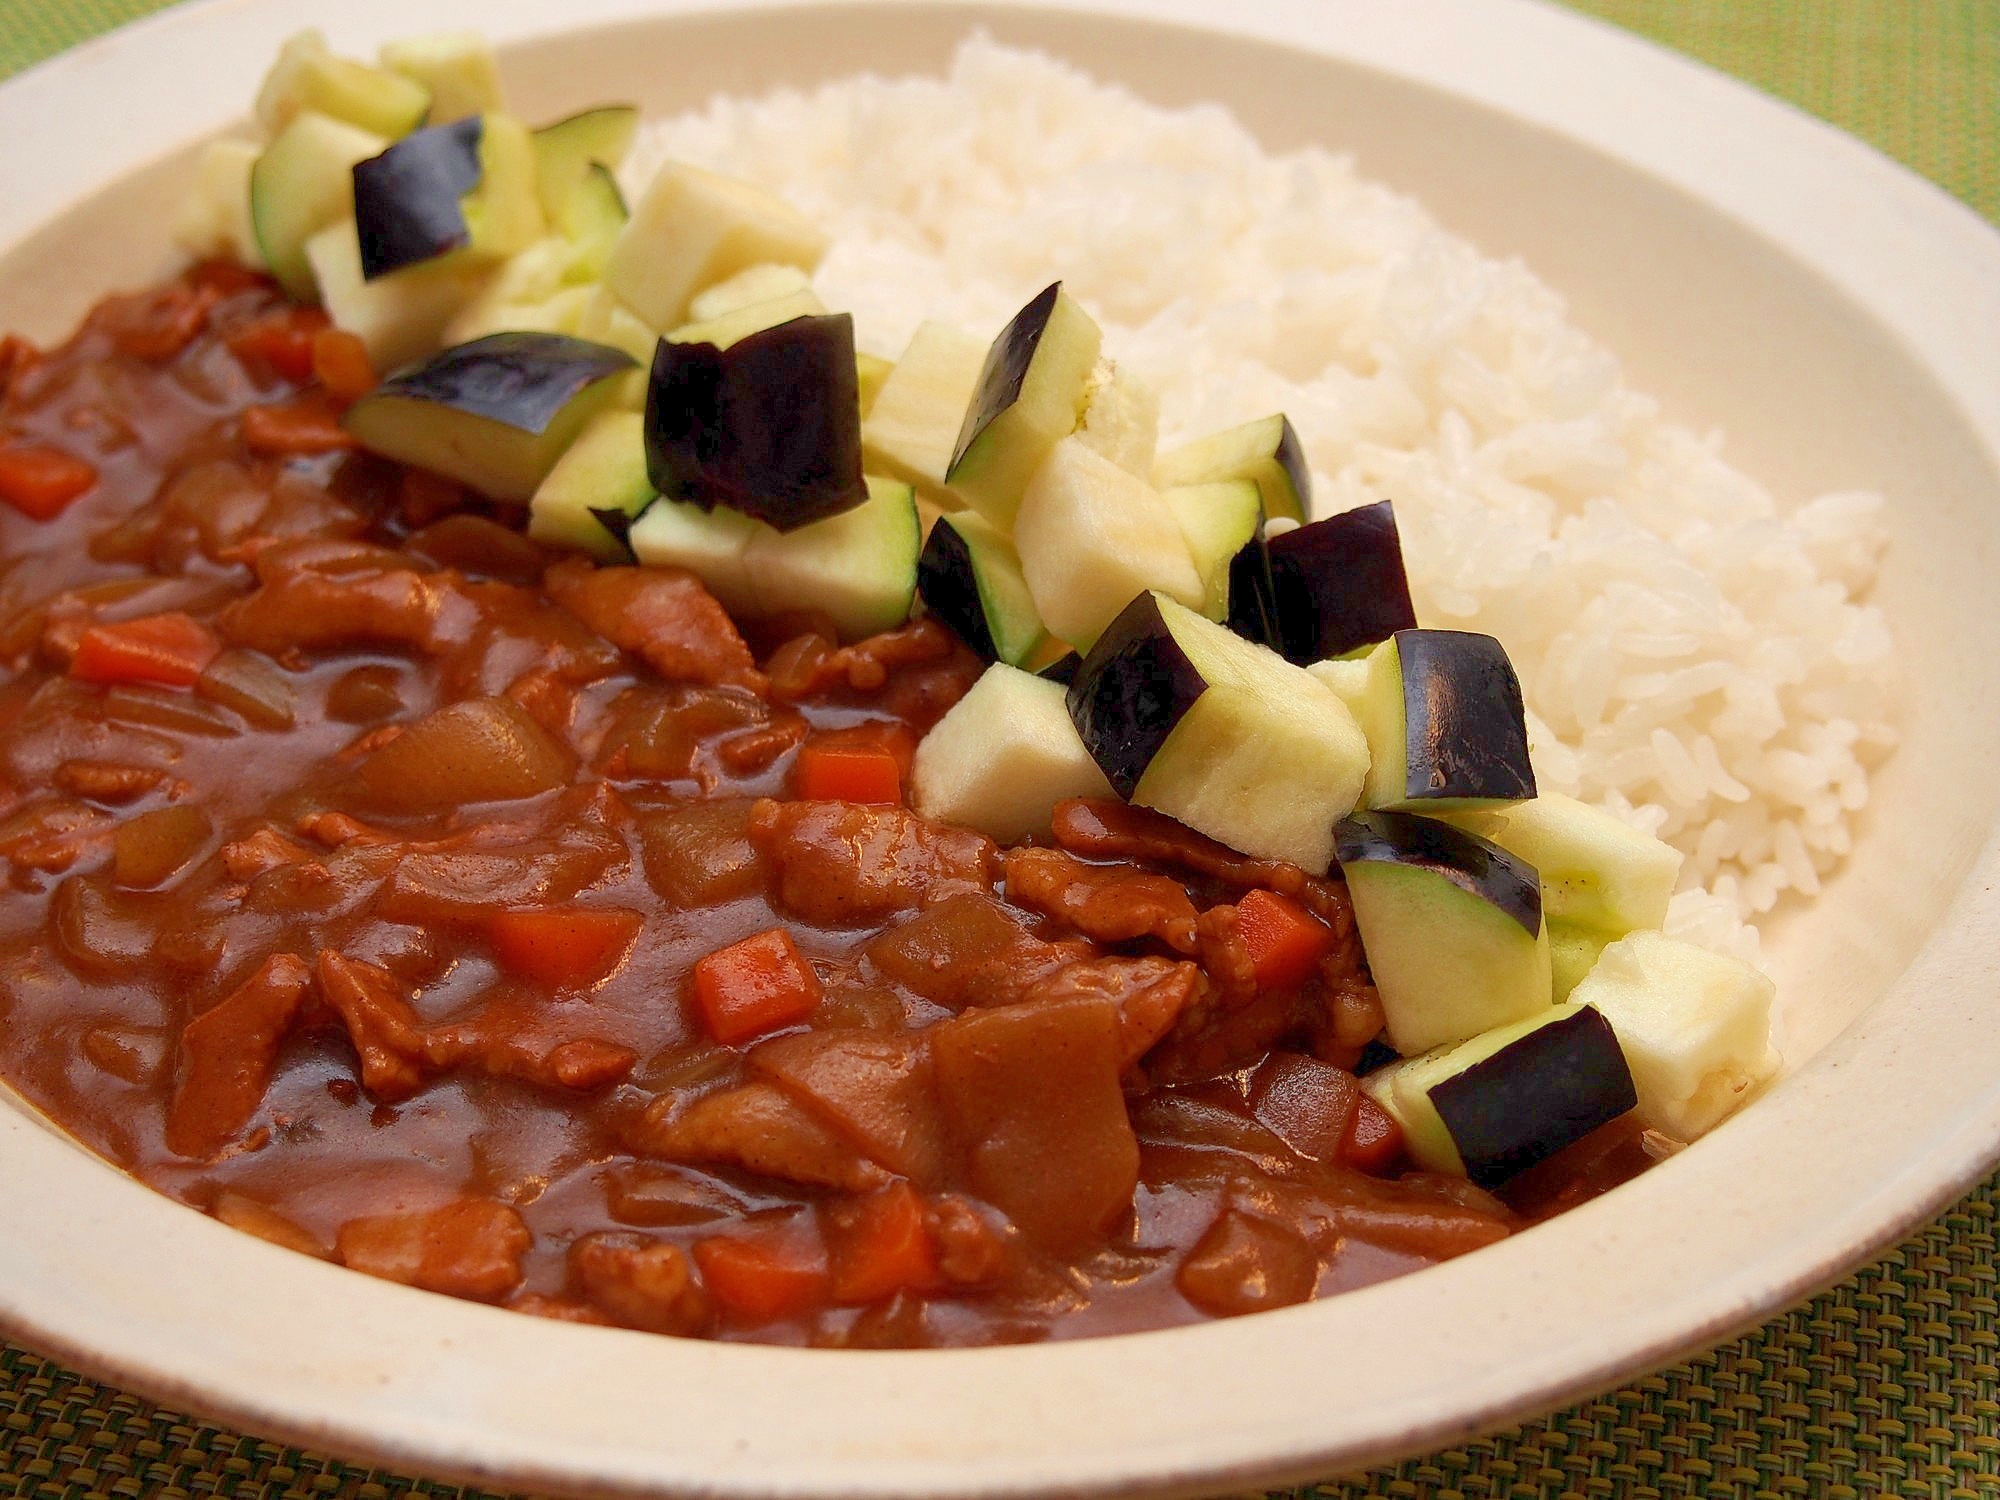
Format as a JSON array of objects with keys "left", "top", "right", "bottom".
[
  {"left": 255, "top": 30, "right": 431, "bottom": 139},
  {"left": 1066, "top": 592, "right": 1206, "bottom": 798},
  {"left": 531, "top": 105, "right": 640, "bottom": 227},
  {"left": 644, "top": 312, "right": 867, "bottom": 532},
  {"left": 1444, "top": 792, "right": 1684, "bottom": 935},
  {"left": 1569, "top": 930, "right": 1778, "bottom": 1140},
  {"left": 342, "top": 332, "right": 636, "bottom": 502},
  {"left": 916, "top": 512, "right": 1048, "bottom": 668},
  {"left": 627, "top": 494, "right": 762, "bottom": 617},
  {"left": 352, "top": 117, "right": 484, "bottom": 279},
  {"left": 1265, "top": 499, "right": 1418, "bottom": 663},
  {"left": 251, "top": 110, "right": 389, "bottom": 301},
  {"left": 629, "top": 476, "right": 919, "bottom": 640},
  {"left": 1152, "top": 413, "right": 1310, "bottom": 524},
  {"left": 606, "top": 161, "right": 828, "bottom": 332},
  {"left": 1224, "top": 526, "right": 1282, "bottom": 650},
  {"left": 1431, "top": 1006, "right": 1634, "bottom": 1186},
  {"left": 529, "top": 410, "right": 655, "bottom": 562},
  {"left": 459, "top": 114, "right": 545, "bottom": 261},
  {"left": 380, "top": 32, "right": 504, "bottom": 125},
  {"left": 1548, "top": 919, "right": 1612, "bottom": 1003},
  {"left": 364, "top": 332, "right": 630, "bottom": 430},
  {"left": 1358, "top": 629, "right": 1537, "bottom": 811},
  {"left": 912, "top": 665, "right": 1115, "bottom": 843},
  {"left": 546, "top": 164, "right": 628, "bottom": 282},
  {"left": 1069, "top": 591, "right": 1367, "bottom": 872},
  {"left": 917, "top": 518, "right": 993, "bottom": 659},
  {"left": 1336, "top": 809, "right": 1552, "bottom": 1054},
  {"left": 1013, "top": 436, "right": 1203, "bottom": 650},
  {"left": 305, "top": 216, "right": 487, "bottom": 374},
  {"left": 742, "top": 475, "right": 920, "bottom": 640},
  {"left": 1162, "top": 479, "right": 1263, "bottom": 624},
  {"left": 863, "top": 321, "right": 990, "bottom": 499},
  {"left": 947, "top": 283, "right": 1103, "bottom": 528},
  {"left": 1365, "top": 1004, "right": 1636, "bottom": 1186}
]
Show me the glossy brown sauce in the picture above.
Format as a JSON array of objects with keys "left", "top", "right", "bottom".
[{"left": 0, "top": 267, "right": 1641, "bottom": 1346}]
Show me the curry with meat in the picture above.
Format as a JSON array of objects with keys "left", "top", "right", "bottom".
[{"left": 0, "top": 266, "right": 1683, "bottom": 1345}]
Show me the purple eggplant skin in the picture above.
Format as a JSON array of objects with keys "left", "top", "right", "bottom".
[
  {"left": 949, "top": 282, "right": 1058, "bottom": 473},
  {"left": 645, "top": 313, "right": 867, "bottom": 533},
  {"left": 373, "top": 332, "right": 635, "bottom": 432},
  {"left": 1429, "top": 1006, "right": 1637, "bottom": 1188},
  {"left": 1334, "top": 810, "right": 1542, "bottom": 937},
  {"left": 916, "top": 518, "right": 999, "bottom": 662},
  {"left": 1266, "top": 499, "right": 1417, "bottom": 663},
  {"left": 588, "top": 506, "right": 640, "bottom": 562},
  {"left": 1224, "top": 523, "right": 1282, "bottom": 650},
  {"left": 1352, "top": 1037, "right": 1400, "bottom": 1076},
  {"left": 1066, "top": 592, "right": 1206, "bottom": 799},
  {"left": 1395, "top": 628, "right": 1537, "bottom": 804},
  {"left": 1036, "top": 651, "right": 1083, "bottom": 687},
  {"left": 353, "top": 117, "right": 485, "bottom": 281}
]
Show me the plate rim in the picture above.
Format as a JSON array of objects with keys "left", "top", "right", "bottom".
[{"left": 2, "top": 1, "right": 1999, "bottom": 1496}]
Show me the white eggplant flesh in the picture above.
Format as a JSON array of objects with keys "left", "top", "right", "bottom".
[
  {"left": 606, "top": 162, "right": 828, "bottom": 331},
  {"left": 1073, "top": 358, "right": 1159, "bottom": 476},
  {"left": 1013, "top": 437, "right": 1202, "bottom": 651},
  {"left": 912, "top": 665, "right": 1114, "bottom": 843},
  {"left": 862, "top": 321, "right": 990, "bottom": 498},
  {"left": 1568, "top": 929, "right": 1778, "bottom": 1140},
  {"left": 1445, "top": 792, "right": 1684, "bottom": 935}
]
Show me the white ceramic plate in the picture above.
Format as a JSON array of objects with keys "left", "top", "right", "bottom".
[{"left": 3, "top": 1, "right": 2000, "bottom": 1495}]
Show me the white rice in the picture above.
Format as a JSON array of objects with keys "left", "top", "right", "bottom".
[{"left": 625, "top": 37, "right": 1899, "bottom": 960}]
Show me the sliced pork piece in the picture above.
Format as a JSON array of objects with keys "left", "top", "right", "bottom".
[
  {"left": 336, "top": 1197, "right": 533, "bottom": 1301},
  {"left": 315, "top": 950, "right": 426, "bottom": 1101},
  {"left": 164, "top": 952, "right": 313, "bottom": 1158},
  {"left": 861, "top": 891, "right": 1086, "bottom": 1011},
  {"left": 218, "top": 559, "right": 480, "bottom": 656},
  {"left": 1049, "top": 797, "right": 1356, "bottom": 929},
  {"left": 1003, "top": 846, "right": 1198, "bottom": 953},
  {"left": 747, "top": 798, "right": 999, "bottom": 927},
  {"left": 568, "top": 1233, "right": 712, "bottom": 1335},
  {"left": 544, "top": 556, "right": 763, "bottom": 692},
  {"left": 627, "top": 1081, "right": 890, "bottom": 1193}
]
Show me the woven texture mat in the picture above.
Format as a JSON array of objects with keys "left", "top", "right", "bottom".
[{"left": 2, "top": 1, "right": 1999, "bottom": 1496}]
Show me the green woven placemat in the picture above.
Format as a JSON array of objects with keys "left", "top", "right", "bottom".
[{"left": 2, "top": 3, "right": 1998, "bottom": 1497}]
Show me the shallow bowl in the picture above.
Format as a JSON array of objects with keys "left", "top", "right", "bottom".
[{"left": 2, "top": 0, "right": 1999, "bottom": 1495}]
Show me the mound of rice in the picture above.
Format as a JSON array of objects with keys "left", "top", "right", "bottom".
[{"left": 626, "top": 38, "right": 1898, "bottom": 961}]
